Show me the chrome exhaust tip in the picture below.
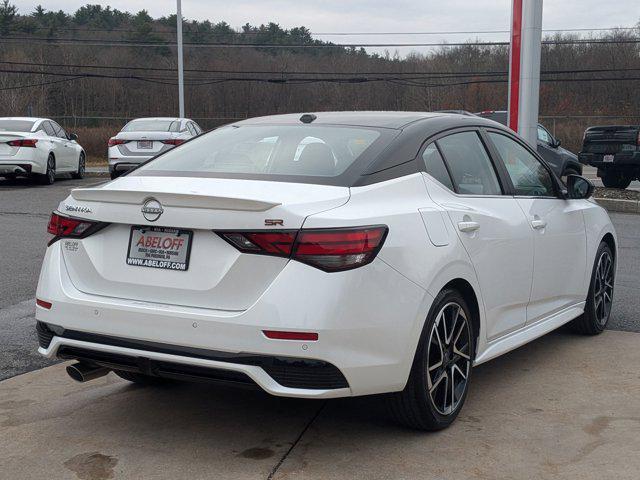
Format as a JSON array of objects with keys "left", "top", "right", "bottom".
[{"left": 66, "top": 362, "right": 110, "bottom": 382}]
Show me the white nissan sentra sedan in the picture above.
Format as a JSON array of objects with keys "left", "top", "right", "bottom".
[
  {"left": 36, "top": 112, "right": 616, "bottom": 430},
  {"left": 0, "top": 117, "right": 85, "bottom": 184},
  {"left": 108, "top": 117, "right": 202, "bottom": 179}
]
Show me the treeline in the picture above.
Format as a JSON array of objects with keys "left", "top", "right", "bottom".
[{"left": 1, "top": 1, "right": 640, "bottom": 159}]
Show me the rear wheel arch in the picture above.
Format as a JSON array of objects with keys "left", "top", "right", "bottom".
[{"left": 440, "top": 278, "right": 481, "bottom": 357}]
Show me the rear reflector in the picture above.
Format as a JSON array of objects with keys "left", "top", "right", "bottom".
[
  {"left": 162, "top": 139, "right": 186, "bottom": 146},
  {"left": 36, "top": 299, "right": 52, "bottom": 309},
  {"left": 7, "top": 139, "right": 38, "bottom": 147},
  {"left": 218, "top": 225, "right": 387, "bottom": 272},
  {"left": 263, "top": 330, "right": 319, "bottom": 341}
]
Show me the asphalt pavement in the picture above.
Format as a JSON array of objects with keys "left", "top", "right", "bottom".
[
  {"left": 0, "top": 175, "right": 639, "bottom": 382},
  {"left": 2, "top": 330, "right": 639, "bottom": 480}
]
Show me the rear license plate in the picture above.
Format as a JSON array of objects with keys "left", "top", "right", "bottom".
[
  {"left": 603, "top": 154, "right": 615, "bottom": 163},
  {"left": 127, "top": 226, "right": 192, "bottom": 271},
  {"left": 137, "top": 140, "right": 153, "bottom": 149}
]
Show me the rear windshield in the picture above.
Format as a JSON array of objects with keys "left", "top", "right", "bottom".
[
  {"left": 122, "top": 119, "right": 179, "bottom": 132},
  {"left": 134, "top": 125, "right": 387, "bottom": 179},
  {"left": 0, "top": 120, "right": 35, "bottom": 132}
]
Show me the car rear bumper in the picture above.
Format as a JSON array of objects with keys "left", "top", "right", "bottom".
[
  {"left": 35, "top": 242, "right": 431, "bottom": 398},
  {"left": 578, "top": 152, "right": 640, "bottom": 169},
  {"left": 108, "top": 156, "right": 151, "bottom": 173},
  {"left": 0, "top": 151, "right": 47, "bottom": 175}
]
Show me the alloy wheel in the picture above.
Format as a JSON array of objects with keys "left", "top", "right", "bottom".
[
  {"left": 78, "top": 154, "right": 85, "bottom": 176},
  {"left": 426, "top": 301, "right": 472, "bottom": 416},
  {"left": 47, "top": 156, "right": 55, "bottom": 183},
  {"left": 593, "top": 250, "right": 614, "bottom": 325}
]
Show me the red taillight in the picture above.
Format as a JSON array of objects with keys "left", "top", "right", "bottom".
[
  {"left": 108, "top": 137, "right": 129, "bottom": 147},
  {"left": 162, "top": 139, "right": 186, "bottom": 146},
  {"left": 263, "top": 330, "right": 319, "bottom": 341},
  {"left": 218, "top": 225, "right": 387, "bottom": 272},
  {"left": 220, "top": 231, "right": 297, "bottom": 256},
  {"left": 36, "top": 299, "right": 52, "bottom": 310},
  {"left": 7, "top": 139, "right": 38, "bottom": 147},
  {"left": 47, "top": 212, "right": 102, "bottom": 244},
  {"left": 294, "top": 227, "right": 388, "bottom": 272}
]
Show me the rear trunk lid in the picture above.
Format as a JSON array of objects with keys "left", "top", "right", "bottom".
[
  {"left": 58, "top": 176, "right": 349, "bottom": 310},
  {"left": 114, "top": 131, "right": 181, "bottom": 155},
  {"left": 581, "top": 125, "right": 640, "bottom": 154}
]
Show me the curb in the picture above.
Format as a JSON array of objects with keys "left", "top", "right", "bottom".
[{"left": 594, "top": 197, "right": 640, "bottom": 214}]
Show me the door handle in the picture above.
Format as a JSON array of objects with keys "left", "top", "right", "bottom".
[
  {"left": 531, "top": 219, "right": 547, "bottom": 229},
  {"left": 458, "top": 221, "right": 480, "bottom": 233}
]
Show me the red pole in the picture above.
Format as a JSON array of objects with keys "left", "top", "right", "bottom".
[{"left": 508, "top": 0, "right": 523, "bottom": 132}]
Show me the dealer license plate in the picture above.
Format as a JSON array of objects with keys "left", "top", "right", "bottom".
[
  {"left": 126, "top": 226, "right": 192, "bottom": 271},
  {"left": 137, "top": 140, "right": 153, "bottom": 149},
  {"left": 603, "top": 154, "right": 615, "bottom": 163}
]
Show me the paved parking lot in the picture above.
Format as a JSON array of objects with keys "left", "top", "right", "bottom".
[{"left": 1, "top": 329, "right": 639, "bottom": 480}]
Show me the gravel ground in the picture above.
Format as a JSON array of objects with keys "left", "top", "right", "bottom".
[{"left": 594, "top": 187, "right": 640, "bottom": 200}]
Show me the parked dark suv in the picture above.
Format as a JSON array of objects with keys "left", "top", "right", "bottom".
[
  {"left": 579, "top": 125, "right": 640, "bottom": 189},
  {"left": 476, "top": 111, "right": 582, "bottom": 179}
]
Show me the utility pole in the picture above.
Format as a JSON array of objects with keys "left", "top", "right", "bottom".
[
  {"left": 176, "top": 0, "right": 185, "bottom": 118},
  {"left": 508, "top": 0, "right": 543, "bottom": 148}
]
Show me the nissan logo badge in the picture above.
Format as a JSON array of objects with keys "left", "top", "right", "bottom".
[{"left": 141, "top": 198, "right": 164, "bottom": 222}]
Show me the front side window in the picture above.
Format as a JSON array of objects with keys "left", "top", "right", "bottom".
[
  {"left": 134, "top": 125, "right": 384, "bottom": 178},
  {"left": 537, "top": 125, "right": 551, "bottom": 144},
  {"left": 422, "top": 143, "right": 454, "bottom": 191},
  {"left": 488, "top": 132, "right": 555, "bottom": 197},
  {"left": 51, "top": 122, "right": 67, "bottom": 139},
  {"left": 436, "top": 131, "right": 502, "bottom": 195}
]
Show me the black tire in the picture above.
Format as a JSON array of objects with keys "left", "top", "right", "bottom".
[
  {"left": 387, "top": 288, "right": 475, "bottom": 430},
  {"left": 114, "top": 370, "right": 172, "bottom": 386},
  {"left": 570, "top": 241, "right": 615, "bottom": 335},
  {"left": 601, "top": 171, "right": 631, "bottom": 189},
  {"left": 71, "top": 152, "right": 85, "bottom": 179},
  {"left": 39, "top": 154, "right": 56, "bottom": 185},
  {"left": 110, "top": 170, "right": 120, "bottom": 180}
]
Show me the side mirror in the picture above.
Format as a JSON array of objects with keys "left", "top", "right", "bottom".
[
  {"left": 566, "top": 174, "right": 594, "bottom": 199},
  {"left": 68, "top": 133, "right": 78, "bottom": 141},
  {"left": 553, "top": 138, "right": 561, "bottom": 148}
]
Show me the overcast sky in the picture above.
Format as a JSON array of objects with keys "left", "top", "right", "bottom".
[{"left": 11, "top": 0, "right": 640, "bottom": 55}]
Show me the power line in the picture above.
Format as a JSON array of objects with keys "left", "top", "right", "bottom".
[
  {"left": 2, "top": 36, "right": 640, "bottom": 49},
  {"left": 2, "top": 66, "right": 640, "bottom": 91},
  {"left": 2, "top": 60, "right": 640, "bottom": 77},
  {"left": 17, "top": 26, "right": 640, "bottom": 36}
]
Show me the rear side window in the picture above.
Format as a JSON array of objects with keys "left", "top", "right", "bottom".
[
  {"left": 135, "top": 125, "right": 384, "bottom": 178},
  {"left": 422, "top": 143, "right": 454, "bottom": 191},
  {"left": 437, "top": 131, "right": 502, "bottom": 195},
  {"left": 488, "top": 132, "right": 555, "bottom": 197},
  {"left": 42, "top": 121, "right": 56, "bottom": 136}
]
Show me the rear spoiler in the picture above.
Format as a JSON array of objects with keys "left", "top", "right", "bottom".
[{"left": 71, "top": 188, "right": 282, "bottom": 212}]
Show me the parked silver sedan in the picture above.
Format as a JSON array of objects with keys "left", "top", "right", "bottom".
[{"left": 108, "top": 117, "right": 202, "bottom": 179}]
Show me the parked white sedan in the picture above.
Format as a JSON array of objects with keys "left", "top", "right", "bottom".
[
  {"left": 108, "top": 117, "right": 202, "bottom": 179},
  {"left": 36, "top": 112, "right": 616, "bottom": 430},
  {"left": 0, "top": 117, "right": 85, "bottom": 184}
]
